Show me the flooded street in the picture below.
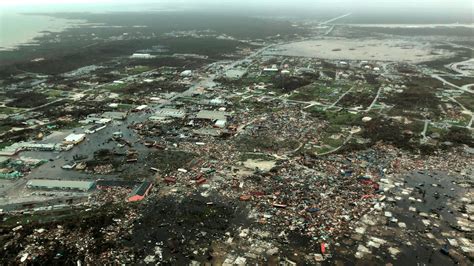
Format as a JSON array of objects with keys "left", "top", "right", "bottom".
[{"left": 330, "top": 169, "right": 473, "bottom": 265}]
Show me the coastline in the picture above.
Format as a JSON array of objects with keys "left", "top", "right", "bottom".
[{"left": 0, "top": 13, "right": 86, "bottom": 51}]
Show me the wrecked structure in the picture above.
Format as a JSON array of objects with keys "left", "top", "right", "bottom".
[
  {"left": 27, "top": 179, "right": 95, "bottom": 192},
  {"left": 0, "top": 13, "right": 473, "bottom": 266}
]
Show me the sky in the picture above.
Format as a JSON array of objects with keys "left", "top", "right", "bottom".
[
  {"left": 1, "top": 0, "right": 472, "bottom": 8},
  {"left": 1, "top": 0, "right": 472, "bottom": 19}
]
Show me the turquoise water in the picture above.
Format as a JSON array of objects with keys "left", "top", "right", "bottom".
[
  {"left": 0, "top": 12, "right": 85, "bottom": 50},
  {"left": 0, "top": 2, "right": 174, "bottom": 51},
  {"left": 1, "top": 1, "right": 471, "bottom": 50}
]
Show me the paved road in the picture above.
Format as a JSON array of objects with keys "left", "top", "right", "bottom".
[
  {"left": 366, "top": 86, "right": 383, "bottom": 112},
  {"left": 0, "top": 42, "right": 280, "bottom": 205},
  {"left": 16, "top": 98, "right": 66, "bottom": 115},
  {"left": 317, "top": 133, "right": 353, "bottom": 156},
  {"left": 321, "top": 13, "right": 352, "bottom": 25},
  {"left": 325, "top": 86, "right": 354, "bottom": 110},
  {"left": 449, "top": 96, "right": 473, "bottom": 129},
  {"left": 431, "top": 74, "right": 473, "bottom": 94},
  {"left": 420, "top": 120, "right": 430, "bottom": 143}
]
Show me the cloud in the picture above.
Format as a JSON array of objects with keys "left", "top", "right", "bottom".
[{"left": 1, "top": 0, "right": 472, "bottom": 12}]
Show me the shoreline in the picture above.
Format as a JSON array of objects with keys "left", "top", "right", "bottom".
[
  {"left": 0, "top": 13, "right": 86, "bottom": 52},
  {"left": 340, "top": 23, "right": 474, "bottom": 28}
]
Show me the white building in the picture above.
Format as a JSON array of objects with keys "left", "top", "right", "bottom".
[
  {"left": 130, "top": 53, "right": 155, "bottom": 59},
  {"left": 154, "top": 108, "right": 186, "bottom": 118},
  {"left": 195, "top": 110, "right": 230, "bottom": 120},
  {"left": 263, "top": 67, "right": 279, "bottom": 72},
  {"left": 85, "top": 124, "right": 107, "bottom": 134},
  {"left": 180, "top": 70, "right": 193, "bottom": 77},
  {"left": 102, "top": 111, "right": 127, "bottom": 120},
  {"left": 27, "top": 179, "right": 95, "bottom": 192},
  {"left": 214, "top": 119, "right": 227, "bottom": 128},
  {"left": 134, "top": 105, "right": 149, "bottom": 112},
  {"left": 63, "top": 133, "right": 86, "bottom": 145}
]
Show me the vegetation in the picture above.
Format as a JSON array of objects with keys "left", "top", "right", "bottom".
[
  {"left": 441, "top": 127, "right": 473, "bottom": 146},
  {"left": 289, "top": 82, "right": 350, "bottom": 102},
  {"left": 146, "top": 150, "right": 196, "bottom": 174},
  {"left": 5, "top": 92, "right": 48, "bottom": 108},
  {"left": 310, "top": 109, "right": 364, "bottom": 126},
  {"left": 236, "top": 134, "right": 300, "bottom": 153}
]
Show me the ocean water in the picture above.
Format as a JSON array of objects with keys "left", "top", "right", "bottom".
[
  {"left": 0, "top": 2, "right": 172, "bottom": 51},
  {"left": 0, "top": 13, "right": 86, "bottom": 51},
  {"left": 0, "top": 1, "right": 472, "bottom": 51}
]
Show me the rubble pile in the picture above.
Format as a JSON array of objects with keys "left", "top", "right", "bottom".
[
  {"left": 91, "top": 164, "right": 114, "bottom": 174},
  {"left": 240, "top": 160, "right": 377, "bottom": 240},
  {"left": 1, "top": 204, "right": 137, "bottom": 265},
  {"left": 235, "top": 108, "right": 323, "bottom": 154},
  {"left": 130, "top": 120, "right": 184, "bottom": 138},
  {"left": 1, "top": 34, "right": 473, "bottom": 265}
]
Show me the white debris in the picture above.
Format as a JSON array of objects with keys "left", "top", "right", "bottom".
[
  {"left": 12, "top": 225, "right": 23, "bottom": 232},
  {"left": 401, "top": 190, "right": 411, "bottom": 195},
  {"left": 20, "top": 253, "right": 29, "bottom": 263},
  {"left": 388, "top": 247, "right": 401, "bottom": 256},
  {"left": 355, "top": 227, "right": 366, "bottom": 234},
  {"left": 314, "top": 254, "right": 325, "bottom": 261},
  {"left": 154, "top": 246, "right": 163, "bottom": 261},
  {"left": 367, "top": 241, "right": 381, "bottom": 249},
  {"left": 447, "top": 239, "right": 458, "bottom": 247},
  {"left": 460, "top": 245, "right": 474, "bottom": 253},
  {"left": 234, "top": 257, "right": 247, "bottom": 265},
  {"left": 144, "top": 255, "right": 156, "bottom": 263},
  {"left": 223, "top": 256, "right": 236, "bottom": 266},
  {"left": 357, "top": 244, "right": 371, "bottom": 254},
  {"left": 371, "top": 237, "right": 387, "bottom": 245},
  {"left": 458, "top": 238, "right": 472, "bottom": 246},
  {"left": 355, "top": 244, "right": 371, "bottom": 259},
  {"left": 177, "top": 168, "right": 188, "bottom": 173},
  {"left": 266, "top": 247, "right": 279, "bottom": 256},
  {"left": 239, "top": 228, "right": 250, "bottom": 238},
  {"left": 374, "top": 203, "right": 383, "bottom": 211}
]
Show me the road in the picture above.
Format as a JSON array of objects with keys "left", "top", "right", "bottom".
[
  {"left": 316, "top": 133, "right": 353, "bottom": 156},
  {"left": 366, "top": 86, "right": 383, "bottom": 112},
  {"left": 321, "top": 13, "right": 352, "bottom": 25},
  {"left": 431, "top": 74, "right": 473, "bottom": 94},
  {"left": 449, "top": 96, "right": 473, "bottom": 129},
  {"left": 16, "top": 98, "right": 66, "bottom": 115},
  {"left": 323, "top": 25, "right": 335, "bottom": 36},
  {"left": 0, "top": 42, "right": 280, "bottom": 206},
  {"left": 325, "top": 86, "right": 354, "bottom": 110},
  {"left": 446, "top": 58, "right": 474, "bottom": 76},
  {"left": 420, "top": 120, "right": 429, "bottom": 143},
  {"left": 11, "top": 67, "right": 163, "bottom": 119}
]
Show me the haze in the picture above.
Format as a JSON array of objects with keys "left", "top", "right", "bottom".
[
  {"left": 1, "top": 0, "right": 474, "bottom": 263},
  {"left": 2, "top": 0, "right": 472, "bottom": 13}
]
